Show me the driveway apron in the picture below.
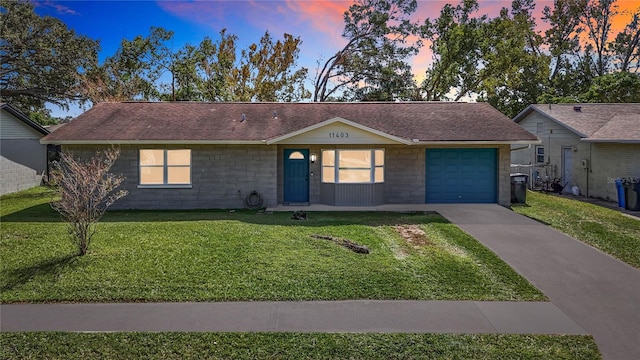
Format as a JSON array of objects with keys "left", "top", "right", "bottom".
[{"left": 434, "top": 204, "right": 640, "bottom": 360}]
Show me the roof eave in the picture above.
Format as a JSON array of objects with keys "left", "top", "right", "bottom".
[
  {"left": 512, "top": 105, "right": 536, "bottom": 123},
  {"left": 1, "top": 103, "right": 50, "bottom": 136},
  {"left": 581, "top": 138, "right": 640, "bottom": 144},
  {"left": 413, "top": 140, "right": 541, "bottom": 145},
  {"left": 40, "top": 139, "right": 267, "bottom": 145}
]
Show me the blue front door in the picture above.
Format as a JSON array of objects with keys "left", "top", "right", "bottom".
[
  {"left": 284, "top": 149, "right": 309, "bottom": 203},
  {"left": 425, "top": 148, "right": 497, "bottom": 203}
]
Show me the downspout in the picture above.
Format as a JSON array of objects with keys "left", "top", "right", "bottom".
[{"left": 587, "top": 143, "right": 592, "bottom": 197}]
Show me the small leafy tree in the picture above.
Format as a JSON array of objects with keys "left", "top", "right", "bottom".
[{"left": 50, "top": 147, "right": 128, "bottom": 256}]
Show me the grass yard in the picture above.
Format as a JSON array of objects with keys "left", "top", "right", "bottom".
[
  {"left": 513, "top": 191, "right": 640, "bottom": 268},
  {"left": 1, "top": 187, "right": 544, "bottom": 303},
  {"left": 0, "top": 333, "right": 601, "bottom": 360}
]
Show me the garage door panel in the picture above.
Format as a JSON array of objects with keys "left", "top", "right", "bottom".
[
  {"left": 460, "top": 150, "right": 477, "bottom": 160},
  {"left": 425, "top": 148, "right": 497, "bottom": 203}
]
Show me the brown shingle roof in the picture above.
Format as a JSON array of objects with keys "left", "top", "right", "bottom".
[
  {"left": 587, "top": 114, "right": 640, "bottom": 142},
  {"left": 515, "top": 103, "right": 640, "bottom": 141},
  {"left": 42, "top": 102, "right": 539, "bottom": 144}
]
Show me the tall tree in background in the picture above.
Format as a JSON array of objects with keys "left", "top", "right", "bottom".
[
  {"left": 84, "top": 28, "right": 309, "bottom": 103},
  {"left": 420, "top": 0, "right": 549, "bottom": 117},
  {"left": 203, "top": 30, "right": 309, "bottom": 102},
  {"left": 81, "top": 27, "right": 174, "bottom": 103},
  {"left": 420, "top": 0, "right": 486, "bottom": 101},
  {"left": 610, "top": 10, "right": 640, "bottom": 72},
  {"left": 313, "top": 0, "right": 419, "bottom": 101},
  {"left": 0, "top": 0, "right": 98, "bottom": 114},
  {"left": 542, "top": 0, "right": 583, "bottom": 82},
  {"left": 577, "top": 0, "right": 618, "bottom": 76},
  {"left": 480, "top": 0, "right": 550, "bottom": 117}
]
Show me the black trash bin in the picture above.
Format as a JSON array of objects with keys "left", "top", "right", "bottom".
[
  {"left": 510, "top": 173, "right": 529, "bottom": 204},
  {"left": 622, "top": 177, "right": 640, "bottom": 211}
]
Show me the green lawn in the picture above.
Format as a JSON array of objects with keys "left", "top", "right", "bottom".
[
  {"left": 513, "top": 191, "right": 640, "bottom": 268},
  {"left": 0, "top": 333, "right": 601, "bottom": 360},
  {"left": 1, "top": 187, "right": 544, "bottom": 303}
]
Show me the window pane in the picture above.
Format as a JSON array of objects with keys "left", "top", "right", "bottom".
[
  {"left": 168, "top": 167, "right": 191, "bottom": 184},
  {"left": 375, "top": 167, "right": 384, "bottom": 183},
  {"left": 339, "top": 150, "right": 371, "bottom": 168},
  {"left": 167, "top": 149, "right": 191, "bottom": 165},
  {"left": 288, "top": 151, "right": 305, "bottom": 160},
  {"left": 322, "top": 150, "right": 335, "bottom": 166},
  {"left": 375, "top": 150, "right": 384, "bottom": 166},
  {"left": 140, "top": 149, "right": 164, "bottom": 166},
  {"left": 140, "top": 167, "right": 164, "bottom": 184},
  {"left": 339, "top": 169, "right": 370, "bottom": 183},
  {"left": 322, "top": 167, "right": 335, "bottom": 183}
]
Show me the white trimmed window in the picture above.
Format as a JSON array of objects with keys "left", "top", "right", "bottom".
[
  {"left": 139, "top": 149, "right": 191, "bottom": 186},
  {"left": 535, "top": 146, "right": 545, "bottom": 163},
  {"left": 322, "top": 149, "right": 384, "bottom": 184}
]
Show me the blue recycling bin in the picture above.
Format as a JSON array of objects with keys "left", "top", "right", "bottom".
[{"left": 615, "top": 178, "right": 626, "bottom": 208}]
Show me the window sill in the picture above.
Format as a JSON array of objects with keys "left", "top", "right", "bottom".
[{"left": 137, "top": 184, "right": 193, "bottom": 189}]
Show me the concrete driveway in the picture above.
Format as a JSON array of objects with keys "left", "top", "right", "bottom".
[{"left": 433, "top": 204, "right": 640, "bottom": 360}]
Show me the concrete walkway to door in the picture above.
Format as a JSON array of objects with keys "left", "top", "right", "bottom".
[{"left": 432, "top": 204, "right": 640, "bottom": 360}]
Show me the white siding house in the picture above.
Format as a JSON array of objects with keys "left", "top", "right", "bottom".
[
  {"left": 0, "top": 103, "right": 50, "bottom": 195},
  {"left": 512, "top": 104, "right": 640, "bottom": 201}
]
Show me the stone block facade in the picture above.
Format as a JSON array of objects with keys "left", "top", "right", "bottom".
[
  {"left": 63, "top": 144, "right": 278, "bottom": 210},
  {"left": 0, "top": 155, "right": 43, "bottom": 196},
  {"left": 589, "top": 143, "right": 640, "bottom": 201},
  {"left": 0, "top": 139, "right": 47, "bottom": 196},
  {"left": 63, "top": 143, "right": 511, "bottom": 209}
]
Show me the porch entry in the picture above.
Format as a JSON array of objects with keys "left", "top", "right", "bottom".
[{"left": 283, "top": 149, "right": 309, "bottom": 203}]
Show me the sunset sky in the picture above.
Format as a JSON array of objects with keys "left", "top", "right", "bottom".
[{"left": 30, "top": 0, "right": 639, "bottom": 117}]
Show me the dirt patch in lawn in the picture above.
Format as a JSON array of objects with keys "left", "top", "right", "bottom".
[{"left": 395, "top": 225, "right": 434, "bottom": 248}]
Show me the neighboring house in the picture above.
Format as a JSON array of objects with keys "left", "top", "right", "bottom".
[
  {"left": 43, "top": 123, "right": 67, "bottom": 133},
  {"left": 0, "top": 103, "right": 50, "bottom": 196},
  {"left": 512, "top": 103, "right": 640, "bottom": 201},
  {"left": 41, "top": 102, "right": 539, "bottom": 210}
]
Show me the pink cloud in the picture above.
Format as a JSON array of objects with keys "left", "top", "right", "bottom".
[
  {"left": 155, "top": 1, "right": 230, "bottom": 30},
  {"left": 31, "top": 0, "right": 79, "bottom": 15}
]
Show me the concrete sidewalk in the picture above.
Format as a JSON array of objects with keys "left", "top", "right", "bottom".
[
  {"left": 433, "top": 204, "right": 640, "bottom": 360},
  {"left": 1, "top": 300, "right": 584, "bottom": 334}
]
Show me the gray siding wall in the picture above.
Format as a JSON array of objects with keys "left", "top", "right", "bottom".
[
  {"left": 320, "top": 183, "right": 384, "bottom": 206},
  {"left": 1, "top": 111, "right": 44, "bottom": 139},
  {"left": 63, "top": 144, "right": 278, "bottom": 210},
  {"left": 0, "top": 139, "right": 47, "bottom": 196}
]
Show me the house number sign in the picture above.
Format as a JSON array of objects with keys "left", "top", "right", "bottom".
[{"left": 329, "top": 132, "right": 349, "bottom": 138}]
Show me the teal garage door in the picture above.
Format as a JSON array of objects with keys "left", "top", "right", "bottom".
[{"left": 425, "top": 149, "right": 497, "bottom": 203}]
